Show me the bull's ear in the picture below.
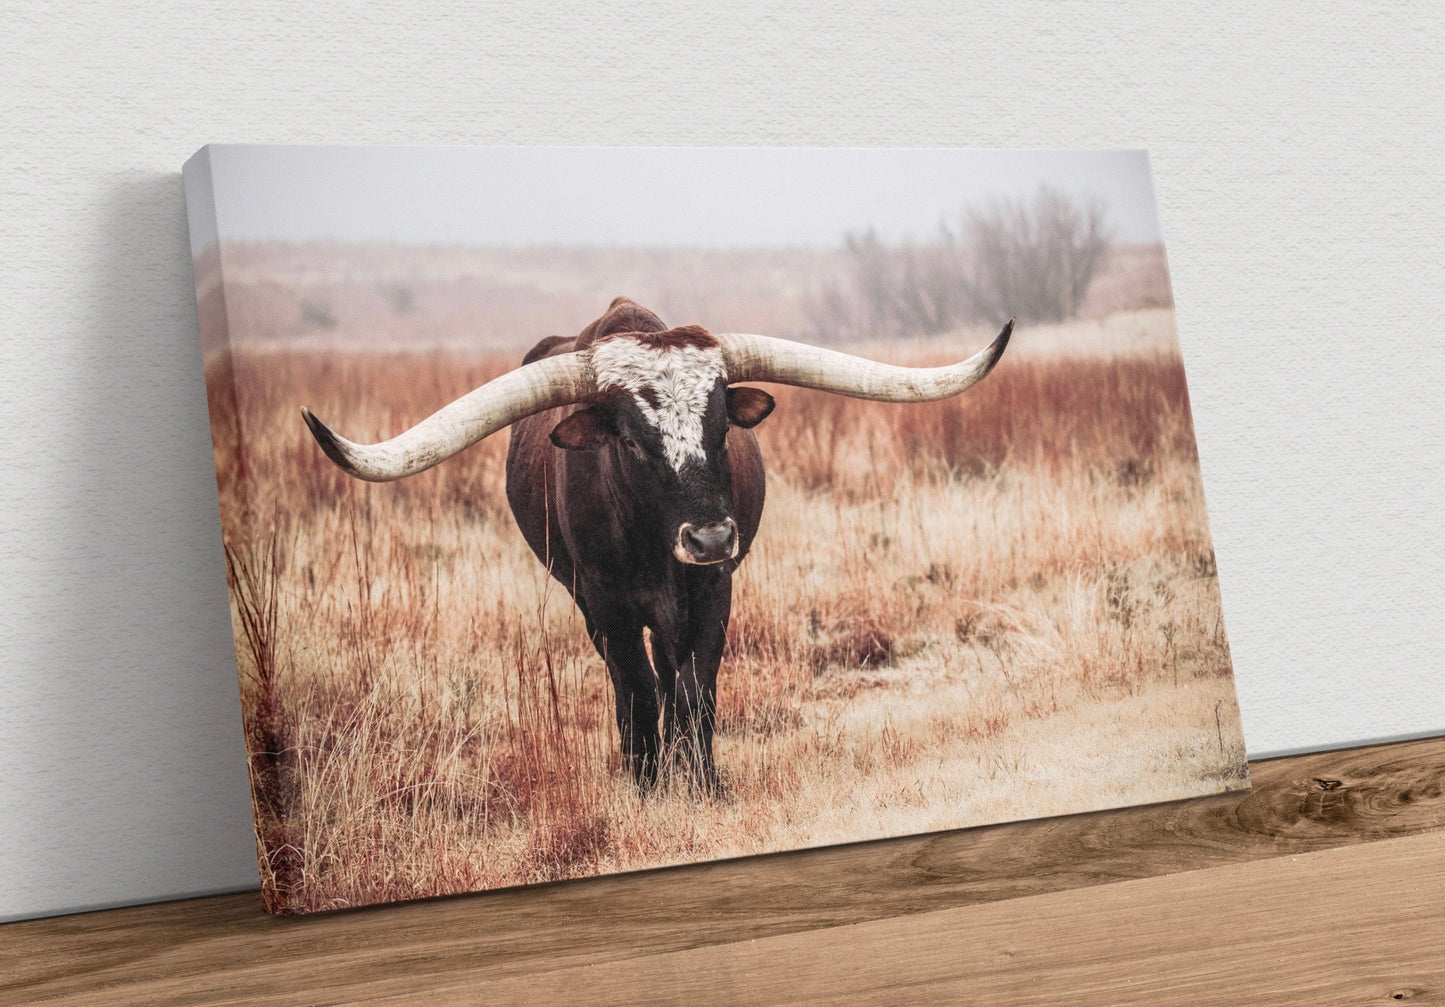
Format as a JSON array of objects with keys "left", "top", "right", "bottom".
[
  {"left": 550, "top": 406, "right": 614, "bottom": 450},
  {"left": 726, "top": 386, "right": 775, "bottom": 428}
]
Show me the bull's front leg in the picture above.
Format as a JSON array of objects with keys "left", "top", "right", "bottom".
[
  {"left": 585, "top": 611, "right": 662, "bottom": 791},
  {"left": 669, "top": 569, "right": 733, "bottom": 793}
]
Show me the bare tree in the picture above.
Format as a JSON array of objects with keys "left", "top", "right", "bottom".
[
  {"left": 959, "top": 186, "right": 1111, "bottom": 325},
  {"left": 805, "top": 228, "right": 969, "bottom": 342},
  {"left": 806, "top": 187, "right": 1112, "bottom": 339}
]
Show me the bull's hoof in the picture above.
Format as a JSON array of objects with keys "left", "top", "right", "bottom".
[
  {"left": 665, "top": 759, "right": 725, "bottom": 802},
  {"left": 696, "top": 768, "right": 728, "bottom": 802},
  {"left": 624, "top": 752, "right": 662, "bottom": 795}
]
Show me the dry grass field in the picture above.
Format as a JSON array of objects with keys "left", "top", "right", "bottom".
[{"left": 205, "top": 270, "right": 1247, "bottom": 913}]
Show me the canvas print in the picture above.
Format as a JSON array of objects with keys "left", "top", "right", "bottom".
[{"left": 183, "top": 146, "right": 1249, "bottom": 914}]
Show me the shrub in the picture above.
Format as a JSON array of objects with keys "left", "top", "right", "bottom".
[{"left": 806, "top": 186, "right": 1112, "bottom": 338}]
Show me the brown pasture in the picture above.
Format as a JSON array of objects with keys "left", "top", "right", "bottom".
[{"left": 204, "top": 304, "right": 1246, "bottom": 914}]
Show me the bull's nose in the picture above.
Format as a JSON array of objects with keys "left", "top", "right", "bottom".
[{"left": 677, "top": 519, "right": 738, "bottom": 565}]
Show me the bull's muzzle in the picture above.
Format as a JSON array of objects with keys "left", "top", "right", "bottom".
[{"left": 675, "top": 518, "right": 739, "bottom": 566}]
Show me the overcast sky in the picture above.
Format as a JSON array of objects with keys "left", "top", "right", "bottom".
[{"left": 189, "top": 146, "right": 1164, "bottom": 252}]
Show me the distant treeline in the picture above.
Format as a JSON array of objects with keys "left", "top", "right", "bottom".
[
  {"left": 194, "top": 195, "right": 1170, "bottom": 355},
  {"left": 806, "top": 187, "right": 1127, "bottom": 340}
]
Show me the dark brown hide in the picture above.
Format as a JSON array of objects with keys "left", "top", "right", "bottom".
[{"left": 505, "top": 301, "right": 766, "bottom": 789}]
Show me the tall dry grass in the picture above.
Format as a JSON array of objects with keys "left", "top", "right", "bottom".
[{"left": 206, "top": 314, "right": 1246, "bottom": 914}]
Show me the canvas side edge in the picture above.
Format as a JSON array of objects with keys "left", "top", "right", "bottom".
[{"left": 181, "top": 148, "right": 291, "bottom": 914}]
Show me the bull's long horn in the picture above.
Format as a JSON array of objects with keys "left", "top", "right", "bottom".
[
  {"left": 718, "top": 319, "right": 1012, "bottom": 401},
  {"left": 301, "top": 351, "right": 595, "bottom": 481}
]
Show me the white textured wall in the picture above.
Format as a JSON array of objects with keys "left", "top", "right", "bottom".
[{"left": 1, "top": 3, "right": 1441, "bottom": 922}]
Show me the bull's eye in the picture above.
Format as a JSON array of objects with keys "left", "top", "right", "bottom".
[{"left": 620, "top": 435, "right": 637, "bottom": 450}]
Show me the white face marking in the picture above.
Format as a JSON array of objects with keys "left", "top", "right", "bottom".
[{"left": 588, "top": 337, "right": 726, "bottom": 472}]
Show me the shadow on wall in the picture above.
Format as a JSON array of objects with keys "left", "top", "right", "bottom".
[{"left": 4, "top": 173, "right": 257, "bottom": 921}]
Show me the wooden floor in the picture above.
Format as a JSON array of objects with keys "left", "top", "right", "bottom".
[{"left": 3, "top": 737, "right": 1444, "bottom": 1005}]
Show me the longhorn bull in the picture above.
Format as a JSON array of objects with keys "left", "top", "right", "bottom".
[{"left": 302, "top": 298, "right": 1011, "bottom": 791}]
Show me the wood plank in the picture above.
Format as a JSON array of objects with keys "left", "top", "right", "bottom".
[
  {"left": 473, "top": 829, "right": 1445, "bottom": 1006},
  {"left": 2, "top": 737, "right": 1442, "bottom": 1005}
]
